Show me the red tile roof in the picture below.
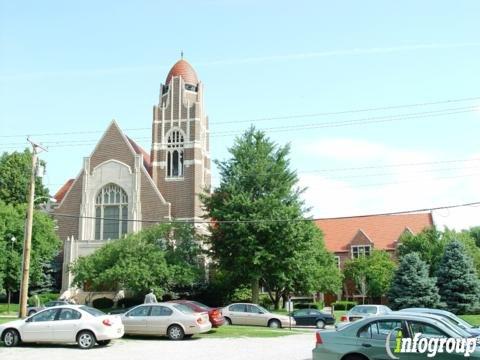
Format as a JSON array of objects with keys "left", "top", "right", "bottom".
[
  {"left": 165, "top": 59, "right": 198, "bottom": 85},
  {"left": 316, "top": 213, "right": 434, "bottom": 252},
  {"left": 54, "top": 179, "right": 75, "bottom": 203},
  {"left": 126, "top": 137, "right": 151, "bottom": 175}
]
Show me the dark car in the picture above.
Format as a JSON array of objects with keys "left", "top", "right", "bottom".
[
  {"left": 169, "top": 300, "right": 225, "bottom": 328},
  {"left": 292, "top": 309, "right": 335, "bottom": 329},
  {"left": 26, "top": 300, "right": 71, "bottom": 316}
]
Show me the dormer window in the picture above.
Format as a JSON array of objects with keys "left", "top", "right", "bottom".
[{"left": 351, "top": 245, "right": 371, "bottom": 259}]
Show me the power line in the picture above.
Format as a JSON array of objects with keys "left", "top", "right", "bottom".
[
  {"left": 51, "top": 200, "right": 480, "bottom": 224},
  {"left": 1, "top": 106, "right": 477, "bottom": 149},
  {"left": 213, "top": 96, "right": 480, "bottom": 125},
  {"left": 0, "top": 95, "right": 478, "bottom": 139}
]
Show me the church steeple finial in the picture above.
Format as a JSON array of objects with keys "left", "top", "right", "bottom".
[{"left": 181, "top": 50, "right": 184, "bottom": 59}]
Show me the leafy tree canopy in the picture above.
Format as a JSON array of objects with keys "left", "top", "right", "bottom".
[
  {"left": 70, "top": 223, "right": 205, "bottom": 296},
  {"left": 0, "top": 201, "right": 61, "bottom": 294},
  {"left": 344, "top": 250, "right": 396, "bottom": 300},
  {"left": 398, "top": 227, "right": 480, "bottom": 276},
  {"left": 0, "top": 149, "right": 50, "bottom": 205},
  {"left": 201, "top": 127, "right": 341, "bottom": 305}
]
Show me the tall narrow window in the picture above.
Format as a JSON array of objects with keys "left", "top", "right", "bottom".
[
  {"left": 166, "top": 129, "right": 184, "bottom": 178},
  {"left": 94, "top": 184, "right": 128, "bottom": 240}
]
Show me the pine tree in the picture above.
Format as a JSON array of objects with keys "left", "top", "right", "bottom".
[
  {"left": 437, "top": 240, "right": 480, "bottom": 314},
  {"left": 388, "top": 253, "right": 441, "bottom": 310}
]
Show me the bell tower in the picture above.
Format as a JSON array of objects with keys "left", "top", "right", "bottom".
[{"left": 151, "top": 59, "right": 211, "bottom": 220}]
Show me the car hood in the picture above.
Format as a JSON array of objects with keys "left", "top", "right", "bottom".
[{"left": 0, "top": 319, "right": 24, "bottom": 330}]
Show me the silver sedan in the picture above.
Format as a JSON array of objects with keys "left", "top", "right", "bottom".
[
  {"left": 121, "top": 303, "right": 211, "bottom": 340},
  {"left": 222, "top": 303, "right": 295, "bottom": 328}
]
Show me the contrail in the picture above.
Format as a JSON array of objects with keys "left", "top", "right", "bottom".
[
  {"left": 197, "top": 42, "right": 480, "bottom": 66},
  {"left": 1, "top": 42, "right": 479, "bottom": 80}
]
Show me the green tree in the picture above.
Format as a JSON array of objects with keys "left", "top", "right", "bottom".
[
  {"left": 388, "top": 252, "right": 441, "bottom": 310},
  {"left": 261, "top": 222, "right": 342, "bottom": 309},
  {"left": 0, "top": 201, "right": 60, "bottom": 304},
  {"left": 397, "top": 228, "right": 445, "bottom": 276},
  {"left": 70, "top": 223, "right": 205, "bottom": 295},
  {"left": 469, "top": 226, "right": 480, "bottom": 248},
  {"left": 201, "top": 127, "right": 341, "bottom": 304},
  {"left": 436, "top": 241, "right": 480, "bottom": 314},
  {"left": 397, "top": 227, "right": 480, "bottom": 276},
  {"left": 344, "top": 251, "right": 396, "bottom": 303},
  {"left": 0, "top": 149, "right": 49, "bottom": 205}
]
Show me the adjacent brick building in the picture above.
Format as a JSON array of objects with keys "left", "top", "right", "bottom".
[
  {"left": 315, "top": 212, "right": 434, "bottom": 303},
  {"left": 54, "top": 58, "right": 211, "bottom": 291}
]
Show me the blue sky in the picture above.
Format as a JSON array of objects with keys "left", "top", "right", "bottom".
[{"left": 1, "top": 1, "right": 479, "bottom": 229}]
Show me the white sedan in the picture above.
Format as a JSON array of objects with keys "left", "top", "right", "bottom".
[
  {"left": 0, "top": 305, "right": 124, "bottom": 349},
  {"left": 121, "top": 303, "right": 211, "bottom": 340}
]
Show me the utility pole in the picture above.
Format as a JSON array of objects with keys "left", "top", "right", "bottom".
[{"left": 18, "top": 138, "right": 47, "bottom": 318}]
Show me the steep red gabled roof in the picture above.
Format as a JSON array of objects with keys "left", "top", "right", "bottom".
[
  {"left": 126, "top": 136, "right": 152, "bottom": 175},
  {"left": 316, "top": 212, "right": 434, "bottom": 252},
  {"left": 54, "top": 179, "right": 75, "bottom": 203}
]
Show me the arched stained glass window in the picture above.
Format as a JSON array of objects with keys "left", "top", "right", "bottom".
[
  {"left": 166, "top": 129, "right": 184, "bottom": 178},
  {"left": 94, "top": 183, "right": 128, "bottom": 240}
]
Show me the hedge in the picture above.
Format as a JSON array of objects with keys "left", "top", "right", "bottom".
[{"left": 332, "top": 301, "right": 357, "bottom": 311}]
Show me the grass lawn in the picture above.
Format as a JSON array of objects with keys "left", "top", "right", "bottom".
[
  {"left": 0, "top": 303, "right": 19, "bottom": 316},
  {"left": 197, "top": 325, "right": 307, "bottom": 338},
  {"left": 459, "top": 315, "right": 480, "bottom": 326},
  {"left": 0, "top": 317, "right": 16, "bottom": 325}
]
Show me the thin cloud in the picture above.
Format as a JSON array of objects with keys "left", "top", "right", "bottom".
[{"left": 1, "top": 42, "right": 479, "bottom": 80}]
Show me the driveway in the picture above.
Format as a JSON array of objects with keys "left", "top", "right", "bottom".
[{"left": 0, "top": 333, "right": 314, "bottom": 360}]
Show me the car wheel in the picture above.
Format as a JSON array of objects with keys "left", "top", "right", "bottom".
[
  {"left": 77, "top": 330, "right": 96, "bottom": 349},
  {"left": 316, "top": 320, "right": 326, "bottom": 329},
  {"left": 2, "top": 329, "right": 20, "bottom": 347},
  {"left": 167, "top": 325, "right": 185, "bottom": 340},
  {"left": 97, "top": 340, "right": 111, "bottom": 346},
  {"left": 28, "top": 310, "right": 36, "bottom": 316},
  {"left": 224, "top": 317, "right": 231, "bottom": 325},
  {"left": 268, "top": 319, "right": 281, "bottom": 328}
]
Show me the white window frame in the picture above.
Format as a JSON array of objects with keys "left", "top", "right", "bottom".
[
  {"left": 95, "top": 183, "right": 128, "bottom": 240},
  {"left": 351, "top": 245, "right": 372, "bottom": 259},
  {"left": 334, "top": 256, "right": 341, "bottom": 269}
]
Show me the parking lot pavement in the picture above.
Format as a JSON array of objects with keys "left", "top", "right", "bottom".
[{"left": 0, "top": 333, "right": 315, "bottom": 360}]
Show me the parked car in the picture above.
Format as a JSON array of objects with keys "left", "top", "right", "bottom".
[
  {"left": 396, "top": 311, "right": 475, "bottom": 339},
  {"left": 169, "top": 300, "right": 225, "bottom": 327},
  {"left": 121, "top": 303, "right": 211, "bottom": 340},
  {"left": 399, "top": 307, "right": 480, "bottom": 336},
  {"left": 313, "top": 313, "right": 480, "bottom": 360},
  {"left": 222, "top": 303, "right": 295, "bottom": 328},
  {"left": 27, "top": 300, "right": 70, "bottom": 316},
  {"left": 0, "top": 305, "right": 124, "bottom": 349},
  {"left": 291, "top": 308, "right": 335, "bottom": 329},
  {"left": 337, "top": 305, "right": 391, "bottom": 329}
]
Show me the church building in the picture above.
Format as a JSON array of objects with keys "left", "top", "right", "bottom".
[{"left": 53, "top": 59, "right": 211, "bottom": 291}]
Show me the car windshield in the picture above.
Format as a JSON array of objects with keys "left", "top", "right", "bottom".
[
  {"left": 174, "top": 304, "right": 195, "bottom": 314},
  {"left": 351, "top": 306, "right": 377, "bottom": 314},
  {"left": 80, "top": 306, "right": 105, "bottom": 317}
]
